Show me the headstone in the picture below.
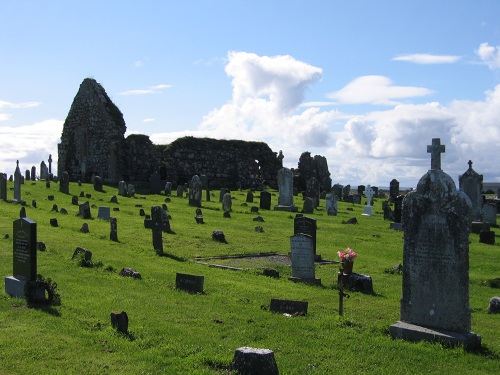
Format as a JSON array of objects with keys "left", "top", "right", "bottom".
[
  {"left": 325, "top": 194, "right": 338, "bottom": 216},
  {"left": 164, "top": 182, "right": 172, "bottom": 196},
  {"left": 230, "top": 347, "right": 279, "bottom": 375},
  {"left": 59, "top": 171, "right": 69, "bottom": 195},
  {"left": 357, "top": 185, "right": 365, "bottom": 196},
  {"left": 342, "top": 184, "right": 351, "bottom": 201},
  {"left": 19, "top": 207, "right": 26, "bottom": 218},
  {"left": 288, "top": 234, "right": 320, "bottom": 284},
  {"left": 71, "top": 195, "right": 79, "bottom": 205},
  {"left": 14, "top": 161, "right": 22, "bottom": 201},
  {"left": 93, "top": 176, "right": 103, "bottom": 192},
  {"left": 48, "top": 154, "right": 52, "bottom": 175},
  {"left": 270, "top": 298, "right": 308, "bottom": 315},
  {"left": 390, "top": 179, "right": 400, "bottom": 200},
  {"left": 301, "top": 197, "right": 314, "bottom": 214},
  {"left": 276, "top": 167, "right": 294, "bottom": 207},
  {"left": 212, "top": 230, "right": 227, "bottom": 243},
  {"left": 222, "top": 192, "right": 232, "bottom": 212},
  {"left": 390, "top": 195, "right": 404, "bottom": 230},
  {"left": 175, "top": 273, "right": 204, "bottom": 293},
  {"left": 40, "top": 161, "right": 48, "bottom": 180},
  {"left": 118, "top": 181, "right": 127, "bottom": 196},
  {"left": 246, "top": 191, "right": 254, "bottom": 203},
  {"left": 150, "top": 206, "right": 163, "bottom": 253},
  {"left": 332, "top": 184, "right": 343, "bottom": 200},
  {"left": 306, "top": 177, "right": 320, "bottom": 207},
  {"left": 127, "top": 184, "right": 135, "bottom": 197},
  {"left": 149, "top": 172, "right": 162, "bottom": 195},
  {"left": 479, "top": 230, "right": 495, "bottom": 245},
  {"left": 294, "top": 216, "right": 318, "bottom": 261},
  {"left": 5, "top": 217, "right": 37, "bottom": 299},
  {"left": 119, "top": 267, "right": 141, "bottom": 279},
  {"left": 188, "top": 175, "right": 202, "bottom": 207},
  {"left": 362, "top": 185, "right": 375, "bottom": 216},
  {"left": 110, "top": 311, "right": 128, "bottom": 334},
  {"left": 389, "top": 138, "right": 481, "bottom": 349},
  {"left": 0, "top": 173, "right": 7, "bottom": 201},
  {"left": 482, "top": 203, "right": 497, "bottom": 226},
  {"left": 219, "top": 188, "right": 228, "bottom": 202},
  {"left": 31, "top": 166, "right": 36, "bottom": 181},
  {"left": 50, "top": 218, "right": 58, "bottom": 227},
  {"left": 176, "top": 185, "right": 183, "bottom": 197},
  {"left": 97, "top": 206, "right": 111, "bottom": 221},
  {"left": 260, "top": 191, "right": 271, "bottom": 210},
  {"left": 459, "top": 160, "right": 483, "bottom": 221},
  {"left": 78, "top": 201, "right": 91, "bottom": 219},
  {"left": 25, "top": 170, "right": 30, "bottom": 181},
  {"left": 80, "top": 223, "right": 89, "bottom": 233},
  {"left": 489, "top": 297, "right": 500, "bottom": 314},
  {"left": 110, "top": 217, "right": 118, "bottom": 242},
  {"left": 31, "top": 199, "right": 36, "bottom": 208}
]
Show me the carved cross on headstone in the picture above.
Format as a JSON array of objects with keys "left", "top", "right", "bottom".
[
  {"left": 363, "top": 185, "right": 375, "bottom": 207},
  {"left": 427, "top": 138, "right": 445, "bottom": 170}
]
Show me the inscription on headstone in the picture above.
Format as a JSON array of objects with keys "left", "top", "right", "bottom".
[
  {"left": 270, "top": 298, "right": 308, "bottom": 315},
  {"left": 176, "top": 273, "right": 204, "bottom": 293},
  {"left": 13, "top": 217, "right": 37, "bottom": 281},
  {"left": 289, "top": 234, "right": 320, "bottom": 284}
]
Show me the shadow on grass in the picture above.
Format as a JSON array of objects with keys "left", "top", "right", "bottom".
[{"left": 157, "top": 251, "right": 187, "bottom": 262}]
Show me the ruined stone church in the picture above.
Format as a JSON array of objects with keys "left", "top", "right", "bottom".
[{"left": 57, "top": 78, "right": 283, "bottom": 189}]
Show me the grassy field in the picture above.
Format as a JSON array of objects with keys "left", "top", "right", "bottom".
[{"left": 0, "top": 179, "right": 499, "bottom": 374}]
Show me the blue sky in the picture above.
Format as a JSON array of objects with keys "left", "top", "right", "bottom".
[{"left": 1, "top": 1, "right": 500, "bottom": 187}]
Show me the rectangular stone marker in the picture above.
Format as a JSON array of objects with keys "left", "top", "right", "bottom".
[
  {"left": 176, "top": 273, "right": 204, "bottom": 293},
  {"left": 294, "top": 215, "right": 318, "bottom": 258},
  {"left": 13, "top": 217, "right": 37, "bottom": 281},
  {"left": 0, "top": 173, "right": 6, "bottom": 201},
  {"left": 270, "top": 298, "right": 308, "bottom": 315},
  {"left": 97, "top": 206, "right": 111, "bottom": 221},
  {"left": 289, "top": 234, "right": 320, "bottom": 284},
  {"left": 259, "top": 191, "right": 271, "bottom": 210},
  {"left": 151, "top": 206, "right": 163, "bottom": 252}
]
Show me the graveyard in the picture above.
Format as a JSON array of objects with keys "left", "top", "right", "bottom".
[{"left": 0, "top": 177, "right": 499, "bottom": 374}]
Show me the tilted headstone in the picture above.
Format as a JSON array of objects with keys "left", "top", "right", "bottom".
[
  {"left": 289, "top": 234, "right": 320, "bottom": 284},
  {"left": 189, "top": 175, "right": 202, "bottom": 207},
  {"left": 14, "top": 161, "right": 22, "bottom": 201},
  {"left": 259, "top": 191, "right": 271, "bottom": 210},
  {"left": 459, "top": 160, "right": 483, "bottom": 221},
  {"left": 390, "top": 138, "right": 481, "bottom": 349},
  {"left": 59, "top": 171, "right": 70, "bottom": 194}
]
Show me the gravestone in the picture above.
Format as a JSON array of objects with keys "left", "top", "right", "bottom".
[
  {"left": 222, "top": 193, "right": 232, "bottom": 212},
  {"left": 459, "top": 160, "right": 483, "bottom": 221},
  {"left": 93, "top": 176, "right": 103, "bottom": 192},
  {"left": 150, "top": 206, "right": 163, "bottom": 253},
  {"left": 390, "top": 195, "right": 404, "bottom": 230},
  {"left": 14, "top": 161, "right": 22, "bottom": 201},
  {"left": 188, "top": 175, "right": 202, "bottom": 207},
  {"left": 482, "top": 203, "right": 497, "bottom": 226},
  {"left": 97, "top": 206, "right": 111, "bottom": 221},
  {"left": 19, "top": 207, "right": 26, "bottom": 218},
  {"left": 301, "top": 197, "right": 314, "bottom": 214},
  {"left": 78, "top": 201, "right": 91, "bottom": 219},
  {"left": 275, "top": 168, "right": 297, "bottom": 211},
  {"left": 110, "top": 217, "right": 118, "bottom": 242},
  {"left": 390, "top": 179, "right": 400, "bottom": 200},
  {"left": 80, "top": 223, "right": 89, "bottom": 233},
  {"left": 40, "top": 161, "right": 48, "bottom": 180},
  {"left": 357, "top": 185, "right": 365, "bottom": 196},
  {"left": 5, "top": 217, "right": 38, "bottom": 298},
  {"left": 219, "top": 188, "right": 228, "bottom": 202},
  {"left": 332, "top": 184, "right": 343, "bottom": 200},
  {"left": 246, "top": 191, "right": 254, "bottom": 203},
  {"left": 164, "top": 182, "right": 172, "bottom": 196},
  {"left": 362, "top": 185, "right": 375, "bottom": 216},
  {"left": 389, "top": 138, "right": 481, "bottom": 349},
  {"left": 260, "top": 191, "right": 271, "bottom": 210},
  {"left": 342, "top": 184, "right": 351, "bottom": 201},
  {"left": 0, "top": 173, "right": 6, "bottom": 201},
  {"left": 288, "top": 234, "right": 320, "bottom": 284},
  {"left": 31, "top": 166, "right": 36, "bottom": 181},
  {"left": 71, "top": 196, "right": 79, "bottom": 205},
  {"left": 48, "top": 154, "right": 52, "bottom": 175},
  {"left": 59, "top": 171, "right": 70, "bottom": 194},
  {"left": 25, "top": 170, "right": 30, "bottom": 181},
  {"left": 118, "top": 181, "right": 127, "bottom": 196},
  {"left": 176, "top": 185, "right": 183, "bottom": 197},
  {"left": 325, "top": 193, "right": 338, "bottom": 216},
  {"left": 127, "top": 184, "right": 135, "bottom": 197},
  {"left": 110, "top": 311, "right": 128, "bottom": 334},
  {"left": 149, "top": 172, "right": 162, "bottom": 194},
  {"left": 176, "top": 273, "right": 204, "bottom": 293},
  {"left": 294, "top": 215, "right": 319, "bottom": 260},
  {"left": 230, "top": 347, "right": 279, "bottom": 375},
  {"left": 306, "top": 177, "right": 320, "bottom": 207},
  {"left": 270, "top": 299, "right": 308, "bottom": 315}
]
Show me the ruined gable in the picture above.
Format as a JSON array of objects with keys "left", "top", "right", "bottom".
[{"left": 57, "top": 78, "right": 126, "bottom": 183}]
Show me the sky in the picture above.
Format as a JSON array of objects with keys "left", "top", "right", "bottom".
[{"left": 1, "top": 1, "right": 500, "bottom": 188}]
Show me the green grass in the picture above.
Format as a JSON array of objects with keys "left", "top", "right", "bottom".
[{"left": 0, "top": 180, "right": 499, "bottom": 374}]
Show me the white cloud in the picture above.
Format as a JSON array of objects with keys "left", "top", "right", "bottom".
[
  {"left": 119, "top": 84, "right": 172, "bottom": 96},
  {"left": 0, "top": 100, "right": 41, "bottom": 109},
  {"left": 143, "top": 118, "right": 156, "bottom": 123},
  {"left": 393, "top": 54, "right": 462, "bottom": 64},
  {"left": 475, "top": 42, "right": 500, "bottom": 69},
  {"left": 327, "top": 75, "right": 434, "bottom": 105},
  {"left": 0, "top": 119, "right": 63, "bottom": 175}
]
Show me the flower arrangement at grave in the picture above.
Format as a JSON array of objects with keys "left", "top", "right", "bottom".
[{"left": 338, "top": 247, "right": 357, "bottom": 274}]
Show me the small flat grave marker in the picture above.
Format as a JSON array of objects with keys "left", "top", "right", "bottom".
[
  {"left": 270, "top": 298, "right": 308, "bottom": 315},
  {"left": 176, "top": 272, "right": 204, "bottom": 293}
]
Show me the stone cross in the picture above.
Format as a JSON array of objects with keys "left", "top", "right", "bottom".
[
  {"left": 363, "top": 185, "right": 375, "bottom": 206},
  {"left": 468, "top": 160, "right": 473, "bottom": 170},
  {"left": 427, "top": 138, "right": 445, "bottom": 170}
]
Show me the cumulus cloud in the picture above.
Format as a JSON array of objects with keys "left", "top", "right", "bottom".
[
  {"left": 393, "top": 54, "right": 462, "bottom": 64},
  {"left": 0, "top": 119, "right": 63, "bottom": 175},
  {"left": 142, "top": 118, "right": 156, "bottom": 123},
  {"left": 327, "top": 75, "right": 434, "bottom": 105},
  {"left": 475, "top": 42, "right": 500, "bottom": 69},
  {"left": 119, "top": 84, "right": 172, "bottom": 96},
  {"left": 0, "top": 100, "right": 41, "bottom": 109}
]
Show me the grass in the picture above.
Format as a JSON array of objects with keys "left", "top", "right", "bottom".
[{"left": 0, "top": 180, "right": 499, "bottom": 374}]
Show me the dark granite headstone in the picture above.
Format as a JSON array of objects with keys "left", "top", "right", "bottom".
[
  {"left": 260, "top": 191, "right": 271, "bottom": 210},
  {"left": 110, "top": 311, "right": 128, "bottom": 334},
  {"left": 110, "top": 217, "right": 118, "bottom": 242},
  {"left": 150, "top": 206, "right": 163, "bottom": 252},
  {"left": 294, "top": 215, "right": 317, "bottom": 256},
  {"left": 0, "top": 173, "right": 7, "bottom": 200},
  {"left": 246, "top": 191, "right": 254, "bottom": 203},
  {"left": 149, "top": 172, "right": 162, "bottom": 195},
  {"left": 78, "top": 201, "right": 91, "bottom": 219},
  {"left": 270, "top": 298, "right": 308, "bottom": 315},
  {"left": 176, "top": 273, "right": 204, "bottom": 293},
  {"left": 59, "top": 171, "right": 69, "bottom": 194},
  {"left": 12, "top": 217, "right": 37, "bottom": 281}
]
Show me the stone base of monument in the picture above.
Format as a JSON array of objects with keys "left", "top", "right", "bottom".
[
  {"left": 389, "top": 321, "right": 482, "bottom": 350},
  {"left": 5, "top": 276, "right": 44, "bottom": 300},
  {"left": 230, "top": 347, "right": 279, "bottom": 375},
  {"left": 390, "top": 222, "right": 403, "bottom": 231},
  {"left": 362, "top": 206, "right": 374, "bottom": 216},
  {"left": 273, "top": 205, "right": 298, "bottom": 212},
  {"left": 288, "top": 276, "right": 321, "bottom": 285}
]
